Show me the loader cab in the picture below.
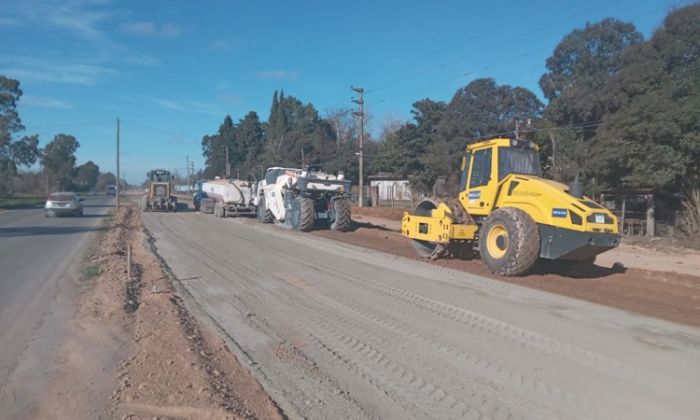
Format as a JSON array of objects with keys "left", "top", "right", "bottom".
[{"left": 459, "top": 138, "right": 541, "bottom": 217}]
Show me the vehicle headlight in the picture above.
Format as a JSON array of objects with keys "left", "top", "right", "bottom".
[
  {"left": 338, "top": 172, "right": 345, "bottom": 180},
  {"left": 45, "top": 200, "right": 53, "bottom": 207}
]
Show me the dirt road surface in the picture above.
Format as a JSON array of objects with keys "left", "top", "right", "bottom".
[{"left": 143, "top": 211, "right": 700, "bottom": 420}]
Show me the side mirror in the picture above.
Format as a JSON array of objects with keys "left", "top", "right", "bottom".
[{"left": 79, "top": 198, "right": 85, "bottom": 202}]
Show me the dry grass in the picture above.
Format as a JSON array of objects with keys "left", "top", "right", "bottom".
[
  {"left": 677, "top": 188, "right": 700, "bottom": 249},
  {"left": 679, "top": 189, "right": 700, "bottom": 235}
]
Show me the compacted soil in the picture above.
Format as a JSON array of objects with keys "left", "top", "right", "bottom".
[{"left": 323, "top": 207, "right": 700, "bottom": 327}]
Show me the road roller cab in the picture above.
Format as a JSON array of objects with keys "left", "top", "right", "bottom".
[{"left": 401, "top": 138, "right": 620, "bottom": 276}]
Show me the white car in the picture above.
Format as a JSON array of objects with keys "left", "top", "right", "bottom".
[{"left": 45, "top": 192, "right": 84, "bottom": 217}]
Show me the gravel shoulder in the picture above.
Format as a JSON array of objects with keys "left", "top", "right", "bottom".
[{"left": 143, "top": 210, "right": 700, "bottom": 420}]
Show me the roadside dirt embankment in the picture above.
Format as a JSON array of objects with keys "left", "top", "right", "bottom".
[
  {"left": 318, "top": 209, "right": 700, "bottom": 327},
  {"left": 33, "top": 205, "right": 283, "bottom": 420}
]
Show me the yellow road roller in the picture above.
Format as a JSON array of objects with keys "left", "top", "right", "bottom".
[{"left": 402, "top": 138, "right": 620, "bottom": 276}]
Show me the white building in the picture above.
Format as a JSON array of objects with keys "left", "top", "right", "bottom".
[{"left": 369, "top": 173, "right": 413, "bottom": 201}]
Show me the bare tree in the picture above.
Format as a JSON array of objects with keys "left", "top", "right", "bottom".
[
  {"left": 378, "top": 113, "right": 405, "bottom": 142},
  {"left": 324, "top": 108, "right": 355, "bottom": 152}
]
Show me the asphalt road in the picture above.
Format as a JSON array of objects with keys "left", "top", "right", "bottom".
[
  {"left": 144, "top": 211, "right": 700, "bottom": 420},
  {"left": 0, "top": 195, "right": 114, "bottom": 418}
]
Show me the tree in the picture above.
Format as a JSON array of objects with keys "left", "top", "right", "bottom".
[
  {"left": 439, "top": 78, "right": 543, "bottom": 140},
  {"left": 96, "top": 172, "right": 117, "bottom": 190},
  {"left": 372, "top": 99, "right": 446, "bottom": 186},
  {"left": 41, "top": 134, "right": 79, "bottom": 191},
  {"left": 540, "top": 18, "right": 643, "bottom": 126},
  {"left": 433, "top": 79, "right": 542, "bottom": 192},
  {"left": 325, "top": 108, "right": 356, "bottom": 153},
  {"left": 590, "top": 3, "right": 700, "bottom": 191},
  {"left": 262, "top": 92, "right": 335, "bottom": 169},
  {"left": 74, "top": 160, "right": 100, "bottom": 191},
  {"left": 235, "top": 111, "right": 265, "bottom": 177},
  {"left": 0, "top": 76, "right": 40, "bottom": 193},
  {"left": 201, "top": 116, "right": 235, "bottom": 179}
]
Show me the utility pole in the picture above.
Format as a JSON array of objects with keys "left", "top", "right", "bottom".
[
  {"left": 225, "top": 146, "right": 231, "bottom": 178},
  {"left": 188, "top": 160, "right": 195, "bottom": 192},
  {"left": 116, "top": 117, "right": 120, "bottom": 209},
  {"left": 186, "top": 155, "right": 190, "bottom": 193},
  {"left": 352, "top": 86, "right": 365, "bottom": 207}
]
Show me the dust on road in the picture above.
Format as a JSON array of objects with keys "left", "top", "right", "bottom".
[{"left": 142, "top": 210, "right": 700, "bottom": 420}]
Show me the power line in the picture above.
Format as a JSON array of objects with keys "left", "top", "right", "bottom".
[
  {"left": 28, "top": 121, "right": 112, "bottom": 130},
  {"left": 310, "top": 119, "right": 607, "bottom": 167},
  {"left": 365, "top": 0, "right": 620, "bottom": 96},
  {"left": 119, "top": 119, "right": 202, "bottom": 142},
  {"left": 366, "top": 6, "right": 664, "bottom": 108}
]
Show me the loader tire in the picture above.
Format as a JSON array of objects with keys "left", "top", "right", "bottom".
[
  {"left": 295, "top": 197, "right": 315, "bottom": 232},
  {"left": 331, "top": 198, "right": 352, "bottom": 231},
  {"left": 479, "top": 207, "right": 539, "bottom": 276},
  {"left": 256, "top": 196, "right": 274, "bottom": 223}
]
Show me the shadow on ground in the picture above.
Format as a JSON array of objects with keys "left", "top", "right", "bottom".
[{"left": 0, "top": 225, "right": 109, "bottom": 238}]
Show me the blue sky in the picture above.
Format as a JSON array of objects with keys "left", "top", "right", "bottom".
[{"left": 1, "top": 0, "right": 692, "bottom": 183}]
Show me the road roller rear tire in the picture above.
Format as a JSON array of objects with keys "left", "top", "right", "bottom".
[{"left": 479, "top": 207, "right": 539, "bottom": 276}]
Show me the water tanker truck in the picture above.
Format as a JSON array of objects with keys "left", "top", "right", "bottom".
[{"left": 194, "top": 178, "right": 256, "bottom": 217}]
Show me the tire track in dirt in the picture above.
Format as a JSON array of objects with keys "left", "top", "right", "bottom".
[
  {"left": 152, "top": 215, "right": 602, "bottom": 418},
  {"left": 143, "top": 212, "right": 700, "bottom": 420}
]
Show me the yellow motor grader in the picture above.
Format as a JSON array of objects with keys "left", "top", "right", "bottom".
[
  {"left": 402, "top": 138, "right": 620, "bottom": 276},
  {"left": 141, "top": 169, "right": 178, "bottom": 212}
]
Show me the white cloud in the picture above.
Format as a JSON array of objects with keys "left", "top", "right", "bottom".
[
  {"left": 2, "top": 1, "right": 161, "bottom": 90},
  {"left": 208, "top": 37, "right": 242, "bottom": 51},
  {"left": 142, "top": 96, "right": 221, "bottom": 115},
  {"left": 46, "top": 8, "right": 108, "bottom": 40},
  {"left": 0, "top": 17, "right": 20, "bottom": 26},
  {"left": 208, "top": 39, "right": 232, "bottom": 50},
  {"left": 119, "top": 21, "right": 184, "bottom": 38},
  {"left": 22, "top": 95, "right": 73, "bottom": 109},
  {"left": 0, "top": 57, "right": 116, "bottom": 85},
  {"left": 122, "top": 51, "right": 161, "bottom": 67},
  {"left": 255, "top": 69, "right": 299, "bottom": 80},
  {"left": 217, "top": 92, "right": 241, "bottom": 105},
  {"left": 14, "top": 0, "right": 112, "bottom": 40}
]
